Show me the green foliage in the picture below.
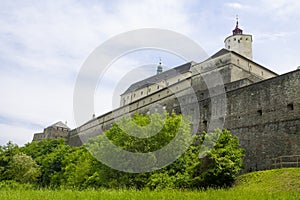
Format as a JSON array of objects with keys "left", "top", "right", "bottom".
[
  {"left": 1, "top": 113, "right": 244, "bottom": 190},
  {"left": 86, "top": 113, "right": 244, "bottom": 189},
  {"left": 21, "top": 139, "right": 72, "bottom": 187},
  {"left": 146, "top": 129, "right": 244, "bottom": 189},
  {"left": 62, "top": 146, "right": 98, "bottom": 188},
  {"left": 196, "top": 129, "right": 244, "bottom": 187},
  {"left": 0, "top": 180, "right": 35, "bottom": 190},
  {"left": 96, "top": 112, "right": 186, "bottom": 153},
  {"left": 0, "top": 142, "right": 20, "bottom": 181},
  {"left": 6, "top": 153, "right": 40, "bottom": 184},
  {"left": 86, "top": 112, "right": 192, "bottom": 188}
]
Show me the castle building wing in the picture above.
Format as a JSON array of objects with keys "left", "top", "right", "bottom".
[
  {"left": 33, "top": 121, "right": 69, "bottom": 141},
  {"left": 120, "top": 61, "right": 195, "bottom": 106},
  {"left": 49, "top": 121, "right": 70, "bottom": 130}
]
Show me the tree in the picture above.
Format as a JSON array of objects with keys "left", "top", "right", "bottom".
[
  {"left": 0, "top": 141, "right": 20, "bottom": 181},
  {"left": 86, "top": 112, "right": 192, "bottom": 189},
  {"left": 62, "top": 146, "right": 98, "bottom": 189},
  {"left": 147, "top": 129, "right": 244, "bottom": 189},
  {"left": 6, "top": 153, "right": 40, "bottom": 184},
  {"left": 193, "top": 129, "right": 244, "bottom": 188},
  {"left": 21, "top": 139, "right": 72, "bottom": 187}
]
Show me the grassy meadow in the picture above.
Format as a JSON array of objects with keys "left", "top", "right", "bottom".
[{"left": 0, "top": 168, "right": 299, "bottom": 200}]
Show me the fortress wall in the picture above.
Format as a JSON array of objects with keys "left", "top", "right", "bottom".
[
  {"left": 67, "top": 68, "right": 300, "bottom": 173},
  {"left": 32, "top": 132, "right": 44, "bottom": 141},
  {"left": 232, "top": 119, "right": 300, "bottom": 171},
  {"left": 225, "top": 70, "right": 300, "bottom": 171}
]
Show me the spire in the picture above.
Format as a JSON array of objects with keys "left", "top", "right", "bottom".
[
  {"left": 233, "top": 15, "right": 243, "bottom": 35},
  {"left": 156, "top": 58, "right": 163, "bottom": 75}
]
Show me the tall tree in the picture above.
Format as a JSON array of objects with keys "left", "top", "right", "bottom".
[{"left": 6, "top": 153, "right": 40, "bottom": 184}]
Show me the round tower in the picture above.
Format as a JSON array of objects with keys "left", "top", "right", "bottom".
[{"left": 224, "top": 16, "right": 253, "bottom": 60}]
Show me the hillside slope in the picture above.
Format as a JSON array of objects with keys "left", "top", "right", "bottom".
[{"left": 234, "top": 168, "right": 300, "bottom": 192}]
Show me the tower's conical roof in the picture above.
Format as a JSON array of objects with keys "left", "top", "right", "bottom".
[{"left": 233, "top": 16, "right": 243, "bottom": 35}]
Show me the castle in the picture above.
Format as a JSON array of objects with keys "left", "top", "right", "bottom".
[{"left": 33, "top": 20, "right": 300, "bottom": 172}]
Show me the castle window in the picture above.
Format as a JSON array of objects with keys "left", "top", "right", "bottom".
[
  {"left": 246, "top": 38, "right": 248, "bottom": 41},
  {"left": 134, "top": 93, "right": 136, "bottom": 97},
  {"left": 163, "top": 105, "right": 166, "bottom": 110},
  {"left": 203, "top": 120, "right": 208, "bottom": 131},
  {"left": 261, "top": 71, "right": 264, "bottom": 76},
  {"left": 190, "top": 108, "right": 195, "bottom": 114},
  {"left": 287, "top": 103, "right": 294, "bottom": 110},
  {"left": 257, "top": 109, "right": 262, "bottom": 116},
  {"left": 157, "top": 85, "right": 160, "bottom": 89},
  {"left": 228, "top": 45, "right": 230, "bottom": 49},
  {"left": 234, "top": 38, "right": 236, "bottom": 41},
  {"left": 203, "top": 105, "right": 208, "bottom": 119},
  {"left": 167, "top": 90, "right": 170, "bottom": 94},
  {"left": 148, "top": 88, "right": 151, "bottom": 92},
  {"left": 237, "top": 59, "right": 240, "bottom": 65},
  {"left": 219, "top": 117, "right": 224, "bottom": 123},
  {"left": 141, "top": 91, "right": 143, "bottom": 95}
]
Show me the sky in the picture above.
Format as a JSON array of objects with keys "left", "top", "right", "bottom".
[{"left": 0, "top": 0, "right": 300, "bottom": 146}]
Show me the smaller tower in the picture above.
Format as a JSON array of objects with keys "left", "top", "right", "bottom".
[
  {"left": 156, "top": 58, "right": 163, "bottom": 74},
  {"left": 224, "top": 16, "right": 253, "bottom": 60}
]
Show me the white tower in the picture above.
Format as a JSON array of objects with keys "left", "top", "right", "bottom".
[{"left": 224, "top": 16, "right": 253, "bottom": 60}]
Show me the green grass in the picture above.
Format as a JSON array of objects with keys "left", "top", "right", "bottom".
[
  {"left": 1, "top": 188, "right": 299, "bottom": 200},
  {"left": 234, "top": 168, "right": 300, "bottom": 192},
  {"left": 0, "top": 168, "right": 299, "bottom": 200}
]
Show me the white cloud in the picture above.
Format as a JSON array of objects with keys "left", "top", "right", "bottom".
[
  {"left": 0, "top": 124, "right": 35, "bottom": 146},
  {"left": 257, "top": 0, "right": 300, "bottom": 19},
  {"left": 254, "top": 31, "right": 296, "bottom": 42},
  {"left": 225, "top": 2, "right": 249, "bottom": 10}
]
